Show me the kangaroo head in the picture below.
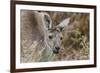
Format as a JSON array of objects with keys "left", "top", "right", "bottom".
[{"left": 37, "top": 11, "right": 70, "bottom": 54}]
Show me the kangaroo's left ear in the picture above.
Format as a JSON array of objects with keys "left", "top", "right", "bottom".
[
  {"left": 41, "top": 12, "right": 52, "bottom": 30},
  {"left": 57, "top": 18, "right": 70, "bottom": 31}
]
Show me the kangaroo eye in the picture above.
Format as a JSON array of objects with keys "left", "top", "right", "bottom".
[
  {"left": 60, "top": 37, "right": 63, "bottom": 40},
  {"left": 49, "top": 35, "right": 53, "bottom": 39},
  {"left": 59, "top": 27, "right": 64, "bottom": 31}
]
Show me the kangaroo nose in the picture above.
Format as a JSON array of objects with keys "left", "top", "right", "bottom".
[
  {"left": 55, "top": 47, "right": 60, "bottom": 50},
  {"left": 53, "top": 47, "right": 60, "bottom": 54},
  {"left": 53, "top": 49, "right": 59, "bottom": 54}
]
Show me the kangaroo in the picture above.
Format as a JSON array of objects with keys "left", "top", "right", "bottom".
[{"left": 21, "top": 10, "right": 70, "bottom": 62}]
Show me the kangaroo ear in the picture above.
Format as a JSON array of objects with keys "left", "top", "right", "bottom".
[
  {"left": 58, "top": 18, "right": 70, "bottom": 31},
  {"left": 42, "top": 13, "right": 52, "bottom": 30}
]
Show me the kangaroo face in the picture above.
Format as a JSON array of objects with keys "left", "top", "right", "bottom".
[{"left": 45, "top": 27, "right": 63, "bottom": 54}]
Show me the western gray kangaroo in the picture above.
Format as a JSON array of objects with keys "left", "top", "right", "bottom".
[{"left": 21, "top": 10, "right": 70, "bottom": 62}]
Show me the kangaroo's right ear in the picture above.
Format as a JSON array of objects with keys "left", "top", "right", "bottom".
[{"left": 57, "top": 18, "right": 70, "bottom": 31}]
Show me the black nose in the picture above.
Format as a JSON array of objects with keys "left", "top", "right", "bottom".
[
  {"left": 55, "top": 47, "right": 60, "bottom": 50},
  {"left": 53, "top": 47, "right": 60, "bottom": 54}
]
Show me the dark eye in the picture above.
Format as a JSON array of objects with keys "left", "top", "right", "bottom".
[
  {"left": 60, "top": 37, "right": 63, "bottom": 40},
  {"left": 59, "top": 27, "right": 64, "bottom": 31},
  {"left": 49, "top": 35, "right": 53, "bottom": 39}
]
